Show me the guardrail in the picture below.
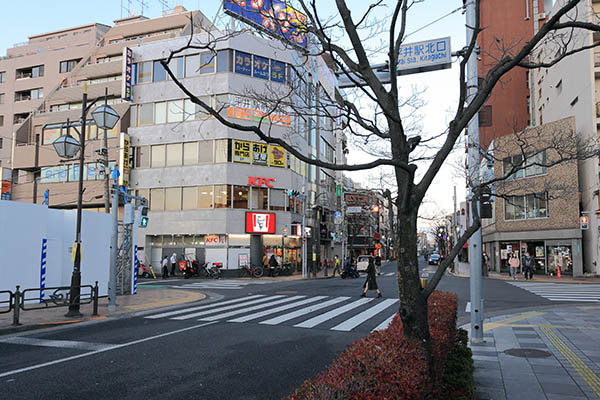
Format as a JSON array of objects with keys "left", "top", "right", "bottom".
[{"left": 4, "top": 282, "right": 99, "bottom": 326}]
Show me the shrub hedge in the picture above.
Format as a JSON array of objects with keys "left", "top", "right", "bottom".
[{"left": 288, "top": 291, "right": 467, "bottom": 400}]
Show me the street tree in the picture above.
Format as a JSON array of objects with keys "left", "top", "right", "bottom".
[{"left": 160, "top": 0, "right": 600, "bottom": 373}]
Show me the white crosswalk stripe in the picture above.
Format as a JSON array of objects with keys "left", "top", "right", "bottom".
[
  {"left": 143, "top": 294, "right": 400, "bottom": 332},
  {"left": 508, "top": 282, "right": 600, "bottom": 302},
  {"left": 175, "top": 279, "right": 276, "bottom": 290},
  {"left": 384, "top": 272, "right": 395, "bottom": 277}
]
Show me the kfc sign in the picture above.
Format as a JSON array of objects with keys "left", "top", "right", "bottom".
[
  {"left": 248, "top": 176, "right": 275, "bottom": 188},
  {"left": 246, "top": 212, "right": 276, "bottom": 234}
]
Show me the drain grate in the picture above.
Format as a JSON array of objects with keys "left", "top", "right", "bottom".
[{"left": 504, "top": 348, "right": 552, "bottom": 358}]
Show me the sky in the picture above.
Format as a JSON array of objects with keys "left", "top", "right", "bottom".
[{"left": 0, "top": 0, "right": 468, "bottom": 229}]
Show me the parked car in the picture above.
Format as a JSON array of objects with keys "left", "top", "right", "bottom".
[
  {"left": 356, "top": 255, "right": 372, "bottom": 273},
  {"left": 428, "top": 253, "right": 441, "bottom": 265}
]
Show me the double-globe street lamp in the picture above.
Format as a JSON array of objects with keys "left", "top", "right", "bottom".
[{"left": 52, "top": 87, "right": 120, "bottom": 317}]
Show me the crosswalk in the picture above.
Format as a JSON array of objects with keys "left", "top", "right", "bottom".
[
  {"left": 173, "top": 279, "right": 276, "bottom": 290},
  {"left": 508, "top": 282, "right": 600, "bottom": 302},
  {"left": 145, "top": 294, "right": 399, "bottom": 333}
]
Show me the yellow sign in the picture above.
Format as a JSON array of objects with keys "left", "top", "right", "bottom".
[
  {"left": 233, "top": 140, "right": 251, "bottom": 163},
  {"left": 252, "top": 142, "right": 268, "bottom": 166},
  {"left": 119, "top": 133, "right": 130, "bottom": 187},
  {"left": 269, "top": 145, "right": 286, "bottom": 168},
  {"left": 312, "top": 252, "right": 316, "bottom": 261},
  {"left": 72, "top": 243, "right": 79, "bottom": 262}
]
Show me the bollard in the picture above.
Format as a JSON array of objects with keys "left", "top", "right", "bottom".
[
  {"left": 92, "top": 281, "right": 99, "bottom": 316},
  {"left": 12, "top": 286, "right": 21, "bottom": 326}
]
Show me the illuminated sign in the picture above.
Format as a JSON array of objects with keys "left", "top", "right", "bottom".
[
  {"left": 248, "top": 176, "right": 275, "bottom": 187},
  {"left": 269, "top": 144, "right": 286, "bottom": 168},
  {"left": 245, "top": 212, "right": 276, "bottom": 234},
  {"left": 252, "top": 143, "right": 268, "bottom": 166},
  {"left": 205, "top": 234, "right": 228, "bottom": 245},
  {"left": 233, "top": 140, "right": 251, "bottom": 163},
  {"left": 344, "top": 193, "right": 370, "bottom": 205},
  {"left": 224, "top": 0, "right": 308, "bottom": 48},
  {"left": 119, "top": 133, "right": 130, "bottom": 187},
  {"left": 122, "top": 47, "right": 133, "bottom": 101}
]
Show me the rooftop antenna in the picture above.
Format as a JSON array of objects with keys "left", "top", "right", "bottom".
[
  {"left": 120, "top": 0, "right": 133, "bottom": 19},
  {"left": 158, "top": 0, "right": 170, "bottom": 15},
  {"left": 136, "top": 0, "right": 149, "bottom": 16}
]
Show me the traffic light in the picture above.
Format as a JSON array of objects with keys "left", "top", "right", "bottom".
[
  {"left": 371, "top": 205, "right": 380, "bottom": 212},
  {"left": 580, "top": 215, "right": 589, "bottom": 230},
  {"left": 480, "top": 186, "right": 493, "bottom": 219},
  {"left": 288, "top": 189, "right": 300, "bottom": 197},
  {"left": 139, "top": 206, "right": 149, "bottom": 228}
]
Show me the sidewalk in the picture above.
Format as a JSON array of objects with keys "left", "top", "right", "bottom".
[
  {"left": 462, "top": 306, "right": 600, "bottom": 399},
  {"left": 451, "top": 262, "right": 600, "bottom": 284},
  {"left": 0, "top": 286, "right": 206, "bottom": 336}
]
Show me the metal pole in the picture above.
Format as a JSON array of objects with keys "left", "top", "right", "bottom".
[
  {"left": 453, "top": 186, "right": 457, "bottom": 247},
  {"left": 466, "top": 0, "right": 484, "bottom": 343},
  {"left": 103, "top": 87, "right": 110, "bottom": 214},
  {"left": 109, "top": 183, "right": 119, "bottom": 311},
  {"left": 302, "top": 174, "right": 308, "bottom": 279},
  {"left": 66, "top": 89, "right": 87, "bottom": 317}
]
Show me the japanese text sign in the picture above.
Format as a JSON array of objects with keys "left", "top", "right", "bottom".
[
  {"left": 397, "top": 37, "right": 451, "bottom": 73},
  {"left": 122, "top": 47, "right": 133, "bottom": 101}
]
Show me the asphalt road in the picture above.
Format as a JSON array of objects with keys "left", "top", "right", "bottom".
[{"left": 0, "top": 259, "right": 579, "bottom": 399}]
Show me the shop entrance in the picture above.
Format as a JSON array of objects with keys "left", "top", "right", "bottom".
[{"left": 547, "top": 245, "right": 573, "bottom": 276}]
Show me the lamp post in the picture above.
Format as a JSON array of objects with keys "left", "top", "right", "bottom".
[{"left": 53, "top": 87, "right": 120, "bottom": 317}]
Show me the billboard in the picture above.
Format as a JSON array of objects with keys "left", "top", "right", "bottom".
[
  {"left": 118, "top": 133, "right": 130, "bottom": 187},
  {"left": 245, "top": 212, "right": 276, "bottom": 234},
  {"left": 121, "top": 47, "right": 133, "bottom": 101},
  {"left": 269, "top": 144, "right": 286, "bottom": 168},
  {"left": 233, "top": 139, "right": 252, "bottom": 163},
  {"left": 224, "top": 0, "right": 308, "bottom": 48}
]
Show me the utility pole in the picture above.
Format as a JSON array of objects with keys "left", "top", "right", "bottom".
[
  {"left": 102, "top": 87, "right": 110, "bottom": 214},
  {"left": 453, "top": 186, "right": 457, "bottom": 247},
  {"left": 109, "top": 182, "right": 118, "bottom": 312},
  {"left": 302, "top": 174, "right": 308, "bottom": 279},
  {"left": 466, "top": 0, "right": 484, "bottom": 343}
]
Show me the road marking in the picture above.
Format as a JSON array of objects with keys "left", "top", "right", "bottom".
[
  {"left": 384, "top": 272, "right": 395, "bottom": 277},
  {"left": 331, "top": 299, "right": 398, "bottom": 331},
  {"left": 260, "top": 297, "right": 349, "bottom": 325},
  {"left": 199, "top": 296, "right": 306, "bottom": 321},
  {"left": 463, "top": 312, "right": 547, "bottom": 332},
  {"left": 0, "top": 321, "right": 218, "bottom": 379},
  {"left": 371, "top": 313, "right": 396, "bottom": 332},
  {"left": 508, "top": 282, "right": 600, "bottom": 302},
  {"left": 228, "top": 296, "right": 327, "bottom": 323},
  {"left": 145, "top": 294, "right": 266, "bottom": 319},
  {"left": 294, "top": 298, "right": 373, "bottom": 329},
  {"left": 541, "top": 326, "right": 600, "bottom": 396},
  {"left": 0, "top": 337, "right": 114, "bottom": 351},
  {"left": 171, "top": 295, "right": 285, "bottom": 320}
]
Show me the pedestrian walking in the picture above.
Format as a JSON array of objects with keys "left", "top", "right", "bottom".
[
  {"left": 162, "top": 256, "right": 169, "bottom": 279},
  {"left": 269, "top": 254, "right": 279, "bottom": 269},
  {"left": 508, "top": 253, "right": 520, "bottom": 280},
  {"left": 361, "top": 258, "right": 382, "bottom": 298},
  {"left": 482, "top": 251, "right": 490, "bottom": 276},
  {"left": 375, "top": 254, "right": 382, "bottom": 275},
  {"left": 170, "top": 253, "right": 177, "bottom": 276},
  {"left": 522, "top": 252, "right": 534, "bottom": 280}
]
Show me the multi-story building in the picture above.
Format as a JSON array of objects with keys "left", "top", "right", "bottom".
[{"left": 482, "top": 117, "right": 583, "bottom": 276}]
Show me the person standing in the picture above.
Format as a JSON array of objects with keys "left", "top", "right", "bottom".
[
  {"left": 482, "top": 252, "right": 490, "bottom": 276},
  {"left": 508, "top": 253, "right": 520, "bottom": 280},
  {"left": 170, "top": 253, "right": 177, "bottom": 277},
  {"left": 269, "top": 254, "right": 279, "bottom": 269},
  {"left": 375, "top": 254, "right": 382, "bottom": 275},
  {"left": 361, "top": 258, "right": 382, "bottom": 298},
  {"left": 161, "top": 256, "right": 169, "bottom": 279},
  {"left": 332, "top": 255, "right": 341, "bottom": 277},
  {"left": 522, "top": 252, "right": 534, "bottom": 280}
]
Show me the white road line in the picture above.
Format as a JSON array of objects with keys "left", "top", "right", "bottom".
[
  {"left": 294, "top": 298, "right": 373, "bottom": 329},
  {"left": 0, "top": 337, "right": 114, "bottom": 351},
  {"left": 145, "top": 294, "right": 265, "bottom": 319},
  {"left": 171, "top": 295, "right": 285, "bottom": 320},
  {"left": 372, "top": 313, "right": 397, "bottom": 332},
  {"left": 385, "top": 272, "right": 394, "bottom": 277},
  {"left": 199, "top": 296, "right": 306, "bottom": 321},
  {"left": 228, "top": 296, "right": 327, "bottom": 323},
  {"left": 331, "top": 299, "right": 398, "bottom": 332},
  {"left": 547, "top": 298, "right": 599, "bottom": 302},
  {"left": 260, "top": 297, "right": 349, "bottom": 325},
  {"left": 0, "top": 321, "right": 218, "bottom": 379}
]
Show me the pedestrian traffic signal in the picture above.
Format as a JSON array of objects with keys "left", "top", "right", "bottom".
[
  {"left": 139, "top": 206, "right": 149, "bottom": 228},
  {"left": 288, "top": 189, "right": 300, "bottom": 197},
  {"left": 580, "top": 215, "right": 589, "bottom": 230}
]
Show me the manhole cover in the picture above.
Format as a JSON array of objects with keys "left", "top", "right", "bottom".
[{"left": 504, "top": 348, "right": 552, "bottom": 358}]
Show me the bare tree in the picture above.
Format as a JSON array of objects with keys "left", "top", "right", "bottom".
[{"left": 159, "top": 0, "right": 600, "bottom": 373}]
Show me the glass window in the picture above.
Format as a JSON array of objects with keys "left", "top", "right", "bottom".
[
  {"left": 233, "top": 185, "right": 249, "bottom": 209},
  {"left": 505, "top": 196, "right": 525, "bottom": 220},
  {"left": 182, "top": 187, "right": 197, "bottom": 210},
  {"left": 137, "top": 61, "right": 152, "bottom": 83},
  {"left": 527, "top": 193, "right": 548, "bottom": 218},
  {"left": 167, "top": 100, "right": 184, "bottom": 123},
  {"left": 217, "top": 50, "right": 232, "bottom": 73},
  {"left": 136, "top": 146, "right": 150, "bottom": 168},
  {"left": 155, "top": 102, "right": 167, "bottom": 124},
  {"left": 150, "top": 188, "right": 165, "bottom": 211},
  {"left": 214, "top": 185, "right": 231, "bottom": 208},
  {"left": 196, "top": 96, "right": 212, "bottom": 119},
  {"left": 151, "top": 145, "right": 165, "bottom": 168},
  {"left": 183, "top": 99, "right": 196, "bottom": 121},
  {"left": 198, "top": 185, "right": 213, "bottom": 208},
  {"left": 138, "top": 103, "right": 153, "bottom": 126},
  {"left": 253, "top": 55, "right": 269, "bottom": 80},
  {"left": 270, "top": 189, "right": 285, "bottom": 211},
  {"left": 166, "top": 143, "right": 182, "bottom": 167},
  {"left": 32, "top": 65, "right": 44, "bottom": 78},
  {"left": 167, "top": 56, "right": 184, "bottom": 79},
  {"left": 165, "top": 187, "right": 181, "bottom": 210},
  {"left": 503, "top": 154, "right": 524, "bottom": 179},
  {"left": 85, "top": 163, "right": 98, "bottom": 180},
  {"left": 215, "top": 139, "right": 230, "bottom": 163},
  {"left": 0, "top": 93, "right": 4, "bottom": 104},
  {"left": 0, "top": 71, "right": 5, "bottom": 83},
  {"left": 59, "top": 59, "right": 79, "bottom": 73},
  {"left": 185, "top": 54, "right": 200, "bottom": 77},
  {"left": 234, "top": 51, "right": 252, "bottom": 75},
  {"left": 200, "top": 53, "right": 215, "bottom": 74},
  {"left": 183, "top": 142, "right": 198, "bottom": 165},
  {"left": 153, "top": 60, "right": 167, "bottom": 82},
  {"left": 86, "top": 123, "right": 97, "bottom": 140},
  {"left": 525, "top": 151, "right": 547, "bottom": 177},
  {"left": 68, "top": 164, "right": 80, "bottom": 182},
  {"left": 199, "top": 140, "right": 214, "bottom": 164},
  {"left": 251, "top": 187, "right": 268, "bottom": 210}
]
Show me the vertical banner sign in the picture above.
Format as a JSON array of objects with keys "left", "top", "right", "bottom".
[
  {"left": 252, "top": 142, "right": 268, "bottom": 166},
  {"left": 269, "top": 144, "right": 286, "bottom": 168},
  {"left": 119, "top": 133, "right": 130, "bottom": 187},
  {"left": 122, "top": 47, "right": 133, "bottom": 101},
  {"left": 39, "top": 238, "right": 47, "bottom": 302},
  {"left": 233, "top": 140, "right": 252, "bottom": 163}
]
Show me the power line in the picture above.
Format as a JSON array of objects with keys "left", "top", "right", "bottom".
[{"left": 405, "top": 6, "right": 464, "bottom": 39}]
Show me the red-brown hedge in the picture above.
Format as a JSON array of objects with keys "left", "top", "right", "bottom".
[{"left": 288, "top": 291, "right": 458, "bottom": 400}]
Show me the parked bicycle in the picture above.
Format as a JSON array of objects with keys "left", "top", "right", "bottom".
[
  {"left": 242, "top": 264, "right": 264, "bottom": 278},
  {"left": 203, "top": 262, "right": 222, "bottom": 279}
]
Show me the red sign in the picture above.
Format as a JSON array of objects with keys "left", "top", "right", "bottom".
[
  {"left": 374, "top": 232, "right": 381, "bottom": 241},
  {"left": 245, "top": 212, "right": 276, "bottom": 234},
  {"left": 248, "top": 176, "right": 275, "bottom": 188},
  {"left": 1, "top": 181, "right": 10, "bottom": 194}
]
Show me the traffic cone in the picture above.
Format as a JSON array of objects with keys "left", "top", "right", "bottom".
[{"left": 557, "top": 267, "right": 561, "bottom": 278}]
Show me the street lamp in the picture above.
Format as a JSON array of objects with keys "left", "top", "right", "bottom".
[{"left": 52, "top": 87, "right": 120, "bottom": 317}]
